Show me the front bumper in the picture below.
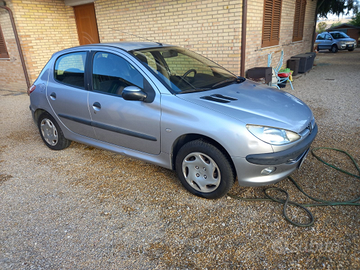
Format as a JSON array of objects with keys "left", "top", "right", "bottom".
[
  {"left": 234, "top": 124, "right": 318, "bottom": 187},
  {"left": 246, "top": 123, "right": 317, "bottom": 165},
  {"left": 340, "top": 43, "right": 356, "bottom": 50}
]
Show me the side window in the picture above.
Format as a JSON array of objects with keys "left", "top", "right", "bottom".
[
  {"left": 54, "top": 52, "right": 86, "bottom": 88},
  {"left": 92, "top": 52, "right": 144, "bottom": 95}
]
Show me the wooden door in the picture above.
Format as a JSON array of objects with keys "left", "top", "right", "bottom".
[{"left": 74, "top": 3, "right": 100, "bottom": 45}]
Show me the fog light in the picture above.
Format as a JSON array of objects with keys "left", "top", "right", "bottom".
[{"left": 261, "top": 167, "right": 276, "bottom": 175}]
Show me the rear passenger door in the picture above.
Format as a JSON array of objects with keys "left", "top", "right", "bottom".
[
  {"left": 47, "top": 51, "right": 96, "bottom": 138},
  {"left": 316, "top": 33, "right": 325, "bottom": 50},
  {"left": 87, "top": 51, "right": 161, "bottom": 155}
]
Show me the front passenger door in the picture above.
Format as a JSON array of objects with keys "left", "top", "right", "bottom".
[{"left": 88, "top": 51, "right": 161, "bottom": 155}]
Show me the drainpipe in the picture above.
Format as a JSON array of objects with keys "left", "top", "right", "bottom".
[
  {"left": 311, "top": 0, "right": 325, "bottom": 52},
  {"left": 0, "top": 5, "right": 31, "bottom": 89},
  {"left": 240, "top": 0, "right": 247, "bottom": 77}
]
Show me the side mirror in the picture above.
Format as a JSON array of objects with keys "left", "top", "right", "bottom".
[
  {"left": 328, "top": 37, "right": 332, "bottom": 40},
  {"left": 122, "top": 86, "right": 147, "bottom": 102}
]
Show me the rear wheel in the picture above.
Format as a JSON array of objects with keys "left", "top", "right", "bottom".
[
  {"left": 331, "top": 45, "right": 338, "bottom": 53},
  {"left": 38, "top": 112, "right": 71, "bottom": 150},
  {"left": 175, "top": 140, "right": 235, "bottom": 199}
]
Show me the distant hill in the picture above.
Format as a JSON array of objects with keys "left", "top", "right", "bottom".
[{"left": 316, "top": 18, "right": 351, "bottom": 29}]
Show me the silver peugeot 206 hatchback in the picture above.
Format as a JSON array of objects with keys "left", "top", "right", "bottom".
[{"left": 29, "top": 42, "right": 317, "bottom": 199}]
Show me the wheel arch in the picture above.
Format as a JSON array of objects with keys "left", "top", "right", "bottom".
[
  {"left": 34, "top": 108, "right": 47, "bottom": 122},
  {"left": 171, "top": 133, "right": 236, "bottom": 176}
]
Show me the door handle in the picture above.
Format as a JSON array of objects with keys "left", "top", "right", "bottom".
[
  {"left": 92, "top": 102, "right": 101, "bottom": 111},
  {"left": 50, "top": 92, "right": 56, "bottom": 100}
]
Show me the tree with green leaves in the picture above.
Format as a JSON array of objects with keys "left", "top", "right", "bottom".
[
  {"left": 317, "top": 22, "right": 328, "bottom": 33},
  {"left": 317, "top": 0, "right": 358, "bottom": 18},
  {"left": 349, "top": 12, "right": 360, "bottom": 26}
]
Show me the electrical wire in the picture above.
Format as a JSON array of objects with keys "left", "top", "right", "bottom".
[{"left": 228, "top": 147, "right": 360, "bottom": 227}]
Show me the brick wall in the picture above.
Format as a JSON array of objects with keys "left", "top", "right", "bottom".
[
  {"left": 1, "top": 0, "right": 318, "bottom": 92},
  {"left": 0, "top": 7, "right": 27, "bottom": 91},
  {"left": 8, "top": 0, "right": 79, "bottom": 86},
  {"left": 95, "top": 0, "right": 316, "bottom": 76},
  {"left": 95, "top": 0, "right": 242, "bottom": 74}
]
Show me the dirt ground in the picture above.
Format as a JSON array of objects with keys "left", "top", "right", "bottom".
[{"left": 0, "top": 49, "right": 359, "bottom": 269}]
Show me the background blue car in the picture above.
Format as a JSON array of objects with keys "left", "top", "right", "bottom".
[{"left": 316, "top": 31, "right": 357, "bottom": 53}]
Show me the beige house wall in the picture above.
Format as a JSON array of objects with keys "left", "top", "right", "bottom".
[
  {"left": 1, "top": 0, "right": 317, "bottom": 92},
  {"left": 0, "top": 6, "right": 27, "bottom": 91},
  {"left": 95, "top": 0, "right": 243, "bottom": 74},
  {"left": 95, "top": 0, "right": 316, "bottom": 75},
  {"left": 5, "top": 0, "right": 79, "bottom": 87}
]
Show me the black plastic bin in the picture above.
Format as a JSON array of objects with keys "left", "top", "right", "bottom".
[
  {"left": 291, "top": 53, "right": 315, "bottom": 73},
  {"left": 287, "top": 58, "right": 300, "bottom": 76},
  {"left": 246, "top": 67, "right": 272, "bottom": 84}
]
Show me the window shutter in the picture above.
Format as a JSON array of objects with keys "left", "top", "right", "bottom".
[
  {"left": 0, "top": 25, "right": 9, "bottom": 59},
  {"left": 293, "top": 0, "right": 306, "bottom": 42},
  {"left": 262, "top": 0, "right": 283, "bottom": 47}
]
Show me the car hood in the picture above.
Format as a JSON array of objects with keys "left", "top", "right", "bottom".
[
  {"left": 335, "top": 37, "right": 356, "bottom": 42},
  {"left": 176, "top": 80, "right": 313, "bottom": 132}
]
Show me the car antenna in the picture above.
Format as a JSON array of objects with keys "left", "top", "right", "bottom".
[{"left": 110, "top": 28, "right": 163, "bottom": 45}]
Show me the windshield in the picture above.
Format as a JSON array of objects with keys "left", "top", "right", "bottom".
[
  {"left": 330, "top": 32, "right": 349, "bottom": 39},
  {"left": 131, "top": 47, "right": 238, "bottom": 93}
]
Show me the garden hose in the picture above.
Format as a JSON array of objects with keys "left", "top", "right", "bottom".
[{"left": 228, "top": 147, "right": 360, "bottom": 227}]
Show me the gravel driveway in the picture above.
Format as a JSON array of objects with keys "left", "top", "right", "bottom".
[{"left": 1, "top": 49, "right": 359, "bottom": 269}]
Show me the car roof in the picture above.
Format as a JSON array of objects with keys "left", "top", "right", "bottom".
[
  {"left": 72, "top": 42, "right": 173, "bottom": 52},
  {"left": 317, "top": 31, "right": 345, "bottom": 36}
]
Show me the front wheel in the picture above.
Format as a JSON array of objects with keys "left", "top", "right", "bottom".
[
  {"left": 37, "top": 112, "right": 71, "bottom": 150},
  {"left": 175, "top": 140, "right": 235, "bottom": 199}
]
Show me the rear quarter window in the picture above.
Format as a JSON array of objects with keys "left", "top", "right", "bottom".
[
  {"left": 316, "top": 34, "right": 324, "bottom": 40},
  {"left": 54, "top": 52, "right": 87, "bottom": 88}
]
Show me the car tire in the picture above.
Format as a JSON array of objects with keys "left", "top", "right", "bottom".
[
  {"left": 175, "top": 139, "right": 235, "bottom": 199},
  {"left": 331, "top": 45, "right": 338, "bottom": 53},
  {"left": 38, "top": 112, "right": 71, "bottom": 150}
]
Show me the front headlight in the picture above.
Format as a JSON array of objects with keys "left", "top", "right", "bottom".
[{"left": 246, "top": 125, "right": 301, "bottom": 145}]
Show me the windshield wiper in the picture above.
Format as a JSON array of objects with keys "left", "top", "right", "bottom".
[
  {"left": 211, "top": 76, "right": 245, "bottom": 89},
  {"left": 178, "top": 88, "right": 211, "bottom": 94}
]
